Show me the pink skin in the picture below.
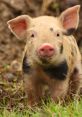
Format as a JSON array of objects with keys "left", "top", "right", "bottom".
[
  {"left": 37, "top": 43, "right": 55, "bottom": 58},
  {"left": 7, "top": 5, "right": 81, "bottom": 107}
]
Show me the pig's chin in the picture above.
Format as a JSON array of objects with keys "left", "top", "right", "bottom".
[
  {"left": 34, "top": 56, "right": 52, "bottom": 66},
  {"left": 36, "top": 56, "right": 57, "bottom": 67},
  {"left": 40, "top": 57, "right": 52, "bottom": 65},
  {"left": 35, "top": 54, "right": 65, "bottom": 67}
]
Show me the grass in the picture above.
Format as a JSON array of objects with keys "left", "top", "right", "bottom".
[
  {"left": 0, "top": 65, "right": 82, "bottom": 117},
  {"left": 0, "top": 99, "right": 82, "bottom": 117}
]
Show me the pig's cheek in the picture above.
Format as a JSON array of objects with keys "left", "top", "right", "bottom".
[
  {"left": 57, "top": 39, "right": 63, "bottom": 45},
  {"left": 32, "top": 45, "right": 38, "bottom": 57},
  {"left": 57, "top": 40, "right": 63, "bottom": 54},
  {"left": 52, "top": 46, "right": 59, "bottom": 56}
]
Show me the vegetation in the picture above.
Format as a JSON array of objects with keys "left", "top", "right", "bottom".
[{"left": 0, "top": 99, "right": 82, "bottom": 117}]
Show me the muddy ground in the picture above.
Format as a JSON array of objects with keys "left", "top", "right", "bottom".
[{"left": 0, "top": 0, "right": 82, "bottom": 109}]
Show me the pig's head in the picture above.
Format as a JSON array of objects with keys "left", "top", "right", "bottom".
[{"left": 7, "top": 5, "right": 80, "bottom": 68}]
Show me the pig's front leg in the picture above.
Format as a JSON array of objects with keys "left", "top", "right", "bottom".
[
  {"left": 68, "top": 65, "right": 82, "bottom": 98},
  {"left": 24, "top": 74, "right": 43, "bottom": 107},
  {"left": 50, "top": 79, "right": 69, "bottom": 102}
]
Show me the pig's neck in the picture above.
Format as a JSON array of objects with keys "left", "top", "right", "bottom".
[
  {"left": 42, "top": 60, "right": 68, "bottom": 80},
  {"left": 22, "top": 55, "right": 68, "bottom": 80}
]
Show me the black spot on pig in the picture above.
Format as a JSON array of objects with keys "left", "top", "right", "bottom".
[
  {"left": 63, "top": 28, "right": 75, "bottom": 36},
  {"left": 22, "top": 56, "right": 31, "bottom": 74},
  {"left": 43, "top": 60, "right": 68, "bottom": 80},
  {"left": 60, "top": 44, "right": 63, "bottom": 54}
]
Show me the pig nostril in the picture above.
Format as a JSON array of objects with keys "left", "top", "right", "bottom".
[
  {"left": 40, "top": 47, "right": 54, "bottom": 53},
  {"left": 40, "top": 48, "right": 44, "bottom": 52},
  {"left": 49, "top": 48, "right": 54, "bottom": 51}
]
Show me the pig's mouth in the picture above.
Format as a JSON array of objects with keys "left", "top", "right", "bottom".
[
  {"left": 40, "top": 57, "right": 51, "bottom": 64},
  {"left": 35, "top": 48, "right": 59, "bottom": 66},
  {"left": 38, "top": 56, "right": 53, "bottom": 66},
  {"left": 36, "top": 53, "right": 63, "bottom": 67}
]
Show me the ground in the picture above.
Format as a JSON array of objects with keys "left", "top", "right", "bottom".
[{"left": 0, "top": 0, "right": 82, "bottom": 116}]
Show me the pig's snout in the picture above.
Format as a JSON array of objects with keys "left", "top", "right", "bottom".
[{"left": 37, "top": 44, "right": 55, "bottom": 58}]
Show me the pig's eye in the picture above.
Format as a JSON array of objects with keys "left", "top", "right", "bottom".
[
  {"left": 56, "top": 33, "right": 60, "bottom": 37},
  {"left": 30, "top": 31, "right": 37, "bottom": 38},
  {"left": 31, "top": 34, "right": 35, "bottom": 38},
  {"left": 55, "top": 32, "right": 62, "bottom": 38}
]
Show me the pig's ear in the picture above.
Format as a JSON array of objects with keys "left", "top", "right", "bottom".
[
  {"left": 59, "top": 5, "right": 80, "bottom": 32},
  {"left": 7, "top": 15, "right": 32, "bottom": 39}
]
